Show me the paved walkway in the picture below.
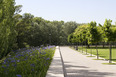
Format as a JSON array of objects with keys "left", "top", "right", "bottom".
[
  {"left": 60, "top": 46, "right": 116, "bottom": 77},
  {"left": 46, "top": 46, "right": 64, "bottom": 77},
  {"left": 46, "top": 46, "right": 116, "bottom": 77}
]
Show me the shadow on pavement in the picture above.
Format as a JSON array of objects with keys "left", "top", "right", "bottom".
[
  {"left": 64, "top": 61, "right": 114, "bottom": 77},
  {"left": 46, "top": 58, "right": 64, "bottom": 77}
]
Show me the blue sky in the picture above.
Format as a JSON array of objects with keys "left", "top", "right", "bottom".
[{"left": 15, "top": 0, "right": 116, "bottom": 25}]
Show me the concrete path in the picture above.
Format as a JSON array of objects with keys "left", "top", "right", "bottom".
[
  {"left": 60, "top": 46, "right": 116, "bottom": 77},
  {"left": 46, "top": 46, "right": 64, "bottom": 77}
]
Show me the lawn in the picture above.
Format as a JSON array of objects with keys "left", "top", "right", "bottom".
[
  {"left": 78, "top": 46, "right": 116, "bottom": 62},
  {"left": 0, "top": 46, "right": 55, "bottom": 77}
]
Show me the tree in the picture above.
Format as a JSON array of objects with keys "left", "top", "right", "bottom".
[
  {"left": 102, "top": 19, "right": 114, "bottom": 63},
  {"left": 87, "top": 21, "right": 101, "bottom": 57},
  {"left": 71, "top": 24, "right": 88, "bottom": 52},
  {"left": 68, "top": 34, "right": 74, "bottom": 43},
  {"left": 63, "top": 21, "right": 79, "bottom": 45},
  {"left": 14, "top": 5, "right": 22, "bottom": 15},
  {"left": 49, "top": 21, "right": 64, "bottom": 45},
  {"left": 15, "top": 13, "right": 34, "bottom": 48},
  {"left": 0, "top": 0, "right": 16, "bottom": 59}
]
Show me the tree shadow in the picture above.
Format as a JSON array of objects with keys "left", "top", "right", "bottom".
[
  {"left": 64, "top": 61, "right": 115, "bottom": 77},
  {"left": 66, "top": 69, "right": 114, "bottom": 77},
  {"left": 111, "top": 59, "right": 116, "bottom": 62},
  {"left": 105, "top": 59, "right": 116, "bottom": 62},
  {"left": 99, "top": 55, "right": 106, "bottom": 57},
  {"left": 46, "top": 58, "right": 115, "bottom": 77},
  {"left": 65, "top": 65, "right": 89, "bottom": 68}
]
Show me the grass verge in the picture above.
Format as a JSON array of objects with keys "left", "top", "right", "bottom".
[
  {"left": 78, "top": 46, "right": 116, "bottom": 62},
  {"left": 102, "top": 63, "right": 116, "bottom": 65}
]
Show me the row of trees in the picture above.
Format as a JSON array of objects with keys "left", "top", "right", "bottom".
[
  {"left": 14, "top": 13, "right": 80, "bottom": 48},
  {"left": 0, "top": 0, "right": 80, "bottom": 59},
  {"left": 1, "top": 0, "right": 116, "bottom": 62},
  {"left": 68, "top": 19, "right": 116, "bottom": 63}
]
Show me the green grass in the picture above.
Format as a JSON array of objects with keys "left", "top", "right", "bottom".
[
  {"left": 102, "top": 63, "right": 116, "bottom": 65},
  {"left": 93, "top": 59, "right": 104, "bottom": 60},
  {"left": 78, "top": 46, "right": 116, "bottom": 62},
  {"left": 87, "top": 56, "right": 96, "bottom": 57}
]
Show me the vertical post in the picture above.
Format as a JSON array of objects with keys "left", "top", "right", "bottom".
[
  {"left": 91, "top": 45, "right": 92, "bottom": 56},
  {"left": 86, "top": 41, "right": 87, "bottom": 54},
  {"left": 109, "top": 43, "right": 112, "bottom": 63},
  {"left": 79, "top": 42, "right": 80, "bottom": 52},
  {"left": 76, "top": 43, "right": 78, "bottom": 50},
  {"left": 96, "top": 44, "right": 99, "bottom": 59},
  {"left": 91, "top": 49, "right": 92, "bottom": 56},
  {"left": 59, "top": 46, "right": 60, "bottom": 51},
  {"left": 82, "top": 43, "right": 83, "bottom": 53}
]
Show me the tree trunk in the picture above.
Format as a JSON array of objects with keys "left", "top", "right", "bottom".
[
  {"left": 103, "top": 42, "right": 105, "bottom": 48},
  {"left": 109, "top": 43, "right": 112, "bottom": 63},
  {"left": 91, "top": 49, "right": 92, "bottom": 56},
  {"left": 91, "top": 45, "right": 92, "bottom": 56},
  {"left": 76, "top": 43, "right": 78, "bottom": 50},
  {"left": 87, "top": 44, "right": 90, "bottom": 48},
  {"left": 82, "top": 43, "right": 83, "bottom": 53},
  {"left": 114, "top": 42, "right": 116, "bottom": 47},
  {"left": 86, "top": 43, "right": 87, "bottom": 54},
  {"left": 78, "top": 42, "right": 80, "bottom": 52},
  {"left": 96, "top": 44, "right": 99, "bottom": 59},
  {"left": 73, "top": 44, "right": 75, "bottom": 49}
]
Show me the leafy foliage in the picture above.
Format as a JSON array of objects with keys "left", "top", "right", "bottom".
[
  {"left": 68, "top": 24, "right": 88, "bottom": 44},
  {"left": 0, "top": 0, "right": 16, "bottom": 59},
  {"left": 87, "top": 21, "right": 101, "bottom": 44},
  {"left": 69, "top": 20, "right": 116, "bottom": 45},
  {"left": 15, "top": 16, "right": 79, "bottom": 47}
]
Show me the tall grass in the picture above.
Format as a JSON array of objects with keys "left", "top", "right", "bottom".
[{"left": 0, "top": 46, "right": 55, "bottom": 77}]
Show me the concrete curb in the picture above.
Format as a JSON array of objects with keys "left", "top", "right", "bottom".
[{"left": 46, "top": 46, "right": 64, "bottom": 77}]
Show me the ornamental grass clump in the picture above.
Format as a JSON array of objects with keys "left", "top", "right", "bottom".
[{"left": 0, "top": 46, "right": 55, "bottom": 77}]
